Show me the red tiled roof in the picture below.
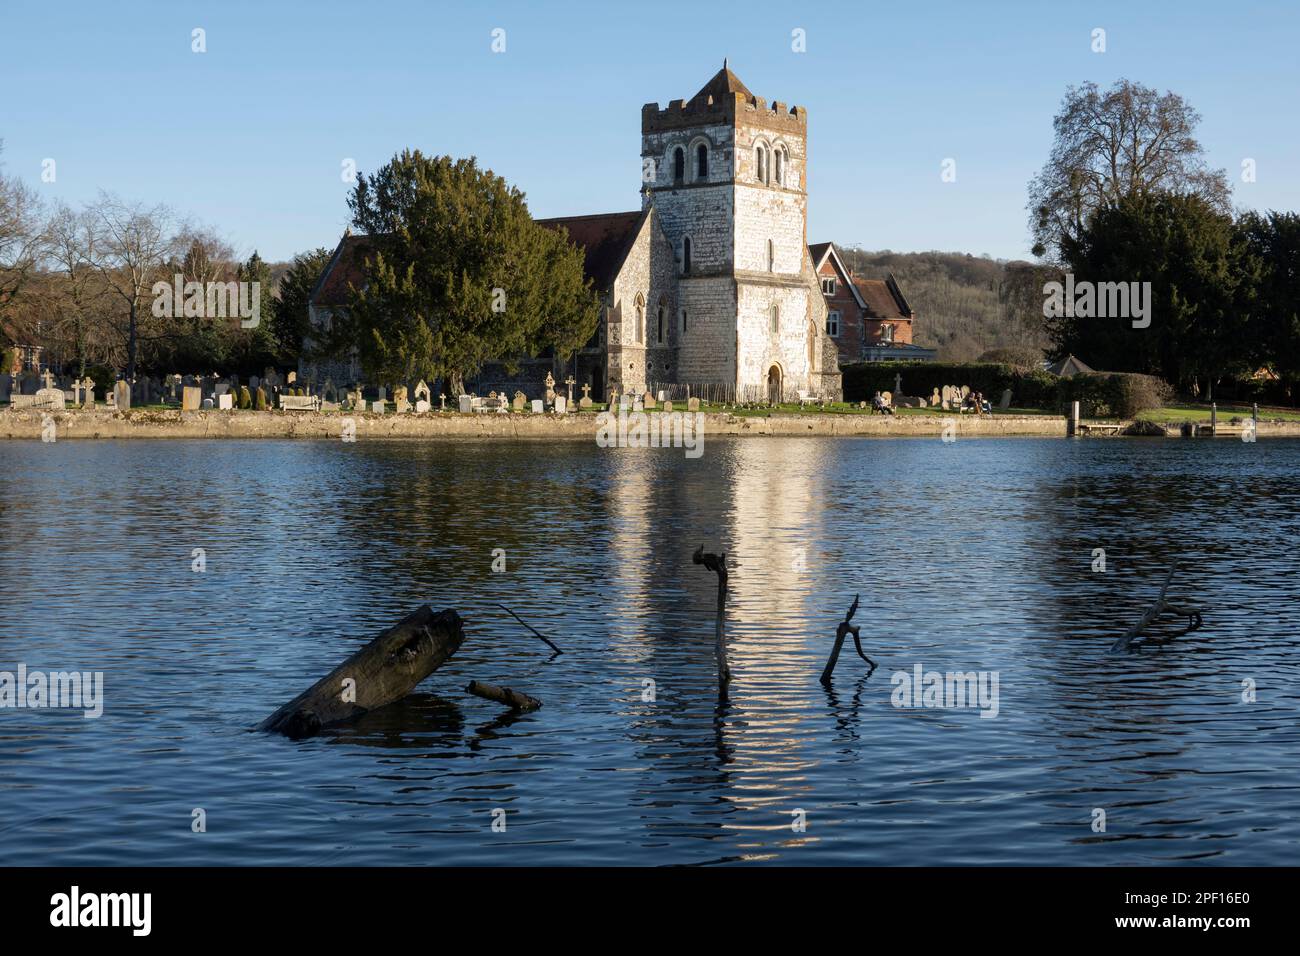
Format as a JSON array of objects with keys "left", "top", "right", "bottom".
[
  {"left": 853, "top": 276, "right": 911, "bottom": 320},
  {"left": 536, "top": 210, "right": 645, "bottom": 293},
  {"left": 310, "top": 234, "right": 379, "bottom": 308}
]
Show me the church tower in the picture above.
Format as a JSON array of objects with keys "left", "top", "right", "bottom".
[{"left": 641, "top": 62, "right": 835, "bottom": 401}]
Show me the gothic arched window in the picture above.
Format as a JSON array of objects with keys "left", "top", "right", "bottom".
[
  {"left": 756, "top": 145, "right": 767, "bottom": 184},
  {"left": 770, "top": 303, "right": 780, "bottom": 334},
  {"left": 634, "top": 293, "right": 645, "bottom": 344},
  {"left": 774, "top": 147, "right": 784, "bottom": 185},
  {"left": 767, "top": 239, "right": 775, "bottom": 272},
  {"left": 696, "top": 144, "right": 708, "bottom": 180},
  {"left": 683, "top": 237, "right": 692, "bottom": 275},
  {"left": 673, "top": 148, "right": 685, "bottom": 184},
  {"left": 657, "top": 300, "right": 665, "bottom": 344}
]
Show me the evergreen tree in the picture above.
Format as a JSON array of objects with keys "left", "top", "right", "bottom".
[
  {"left": 271, "top": 247, "right": 332, "bottom": 363},
  {"left": 326, "top": 151, "right": 599, "bottom": 393}
]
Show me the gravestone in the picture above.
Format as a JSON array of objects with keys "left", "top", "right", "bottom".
[
  {"left": 633, "top": 397, "right": 644, "bottom": 412},
  {"left": 414, "top": 380, "right": 431, "bottom": 404},
  {"left": 687, "top": 397, "right": 700, "bottom": 412},
  {"left": 215, "top": 383, "right": 230, "bottom": 397},
  {"left": 531, "top": 400, "right": 543, "bottom": 414},
  {"left": 82, "top": 379, "right": 95, "bottom": 409},
  {"left": 182, "top": 386, "right": 202, "bottom": 411},
  {"left": 34, "top": 387, "right": 65, "bottom": 410},
  {"left": 415, "top": 399, "right": 430, "bottom": 413},
  {"left": 287, "top": 371, "right": 297, "bottom": 385},
  {"left": 377, "top": 386, "right": 387, "bottom": 403},
  {"left": 999, "top": 389, "right": 1012, "bottom": 410},
  {"left": 113, "top": 380, "right": 131, "bottom": 412},
  {"left": 554, "top": 395, "right": 567, "bottom": 415},
  {"left": 663, "top": 400, "right": 674, "bottom": 412},
  {"left": 513, "top": 390, "right": 526, "bottom": 412},
  {"left": 372, "top": 400, "right": 386, "bottom": 414},
  {"left": 218, "top": 393, "right": 234, "bottom": 410},
  {"left": 543, "top": 371, "right": 556, "bottom": 407},
  {"left": 619, "top": 393, "right": 631, "bottom": 411},
  {"left": 458, "top": 395, "right": 473, "bottom": 414},
  {"left": 643, "top": 390, "right": 656, "bottom": 410},
  {"left": 202, "top": 398, "right": 213, "bottom": 409},
  {"left": 579, "top": 384, "right": 592, "bottom": 409},
  {"left": 931, "top": 387, "right": 941, "bottom": 407}
]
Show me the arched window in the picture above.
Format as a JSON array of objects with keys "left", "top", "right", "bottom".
[
  {"left": 770, "top": 303, "right": 780, "bottom": 334},
  {"left": 634, "top": 293, "right": 645, "bottom": 344},
  {"left": 683, "top": 237, "right": 692, "bottom": 275},
  {"left": 657, "top": 301, "right": 665, "bottom": 344},
  {"left": 696, "top": 144, "right": 708, "bottom": 180},
  {"left": 756, "top": 145, "right": 767, "bottom": 184},
  {"left": 767, "top": 239, "right": 775, "bottom": 272},
  {"left": 673, "top": 147, "right": 684, "bottom": 184},
  {"left": 680, "top": 309, "right": 687, "bottom": 334},
  {"left": 774, "top": 147, "right": 784, "bottom": 186}
]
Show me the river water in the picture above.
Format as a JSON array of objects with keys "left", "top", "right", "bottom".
[{"left": 1, "top": 437, "right": 1297, "bottom": 865}]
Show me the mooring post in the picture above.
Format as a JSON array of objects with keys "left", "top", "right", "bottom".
[
  {"left": 1068, "top": 400, "right": 1080, "bottom": 437},
  {"left": 1253, "top": 403, "right": 1259, "bottom": 430},
  {"left": 1211, "top": 402, "right": 1217, "bottom": 435}
]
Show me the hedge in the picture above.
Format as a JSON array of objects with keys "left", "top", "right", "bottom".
[{"left": 839, "top": 362, "right": 1171, "bottom": 417}]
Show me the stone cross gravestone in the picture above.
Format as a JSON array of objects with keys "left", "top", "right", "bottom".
[{"left": 579, "top": 383, "right": 592, "bottom": 409}]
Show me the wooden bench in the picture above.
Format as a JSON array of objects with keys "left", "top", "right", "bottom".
[{"left": 279, "top": 394, "right": 321, "bottom": 412}]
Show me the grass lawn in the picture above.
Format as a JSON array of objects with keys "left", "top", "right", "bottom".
[{"left": 1138, "top": 403, "right": 1300, "bottom": 423}]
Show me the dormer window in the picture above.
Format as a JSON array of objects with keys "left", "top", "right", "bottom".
[
  {"left": 673, "top": 147, "right": 685, "bottom": 184},
  {"left": 821, "top": 277, "right": 836, "bottom": 295},
  {"left": 696, "top": 144, "right": 708, "bottom": 180}
]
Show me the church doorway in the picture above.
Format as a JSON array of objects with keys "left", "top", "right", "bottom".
[{"left": 767, "top": 364, "right": 782, "bottom": 404}]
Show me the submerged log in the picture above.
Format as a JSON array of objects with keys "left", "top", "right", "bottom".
[
  {"left": 693, "top": 545, "right": 731, "bottom": 698},
  {"left": 259, "top": 606, "right": 466, "bottom": 738},
  {"left": 466, "top": 680, "right": 542, "bottom": 712},
  {"left": 1109, "top": 566, "right": 1203, "bottom": 653}
]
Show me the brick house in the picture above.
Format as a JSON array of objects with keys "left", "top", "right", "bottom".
[{"left": 808, "top": 242, "right": 935, "bottom": 364}]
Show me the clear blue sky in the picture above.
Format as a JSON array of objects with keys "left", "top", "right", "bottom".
[{"left": 3, "top": 0, "right": 1296, "bottom": 263}]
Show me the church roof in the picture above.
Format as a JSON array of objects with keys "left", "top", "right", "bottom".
[
  {"left": 535, "top": 210, "right": 646, "bottom": 293},
  {"left": 310, "top": 233, "right": 379, "bottom": 308},
  {"left": 688, "top": 63, "right": 754, "bottom": 108}
]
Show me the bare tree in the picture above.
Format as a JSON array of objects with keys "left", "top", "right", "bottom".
[
  {"left": 0, "top": 141, "right": 46, "bottom": 336},
  {"left": 88, "top": 193, "right": 178, "bottom": 379},
  {"left": 1028, "top": 79, "right": 1230, "bottom": 262},
  {"left": 45, "top": 203, "right": 113, "bottom": 376}
]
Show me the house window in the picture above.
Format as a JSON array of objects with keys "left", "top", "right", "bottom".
[
  {"left": 770, "top": 303, "right": 780, "bottom": 334},
  {"left": 657, "top": 302, "right": 665, "bottom": 344},
  {"left": 673, "top": 147, "right": 684, "bottom": 183},
  {"left": 821, "top": 277, "right": 836, "bottom": 295},
  {"left": 767, "top": 239, "right": 775, "bottom": 272},
  {"left": 696, "top": 144, "right": 708, "bottom": 180},
  {"left": 881, "top": 323, "right": 894, "bottom": 342},
  {"left": 683, "top": 237, "right": 692, "bottom": 275},
  {"left": 827, "top": 311, "right": 840, "bottom": 337},
  {"left": 756, "top": 145, "right": 767, "bottom": 184}
]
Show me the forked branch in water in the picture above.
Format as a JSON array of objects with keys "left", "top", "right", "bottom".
[
  {"left": 1109, "top": 565, "right": 1204, "bottom": 653},
  {"left": 820, "top": 594, "right": 876, "bottom": 685}
]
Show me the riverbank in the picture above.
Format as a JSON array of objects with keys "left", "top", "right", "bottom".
[{"left": 5, "top": 406, "right": 1300, "bottom": 439}]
